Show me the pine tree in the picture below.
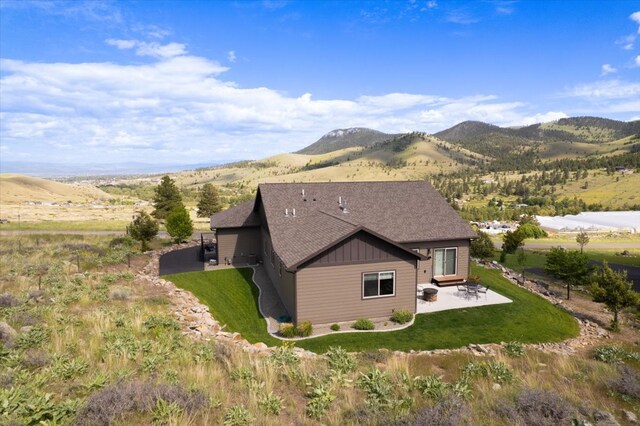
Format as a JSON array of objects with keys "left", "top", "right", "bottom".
[
  {"left": 152, "top": 175, "right": 184, "bottom": 220},
  {"left": 196, "top": 183, "right": 222, "bottom": 217},
  {"left": 576, "top": 230, "right": 590, "bottom": 253},
  {"left": 590, "top": 261, "right": 639, "bottom": 331},
  {"left": 127, "top": 211, "right": 159, "bottom": 251}
]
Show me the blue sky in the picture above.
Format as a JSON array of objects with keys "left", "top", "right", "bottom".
[{"left": 1, "top": 0, "right": 639, "bottom": 166}]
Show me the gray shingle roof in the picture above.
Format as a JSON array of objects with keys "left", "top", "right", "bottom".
[
  {"left": 211, "top": 181, "right": 476, "bottom": 269},
  {"left": 210, "top": 200, "right": 260, "bottom": 228}
]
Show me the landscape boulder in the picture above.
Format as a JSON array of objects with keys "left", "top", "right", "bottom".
[{"left": 0, "top": 321, "right": 17, "bottom": 348}]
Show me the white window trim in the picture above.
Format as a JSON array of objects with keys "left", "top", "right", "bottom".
[
  {"left": 433, "top": 247, "right": 458, "bottom": 277},
  {"left": 362, "top": 270, "right": 396, "bottom": 299}
]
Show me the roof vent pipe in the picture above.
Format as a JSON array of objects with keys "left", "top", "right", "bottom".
[
  {"left": 301, "top": 189, "right": 305, "bottom": 197},
  {"left": 285, "top": 208, "right": 289, "bottom": 217},
  {"left": 292, "top": 208, "right": 296, "bottom": 217},
  {"left": 338, "top": 196, "right": 342, "bottom": 205}
]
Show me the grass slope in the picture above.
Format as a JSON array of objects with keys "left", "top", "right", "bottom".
[
  {"left": 0, "top": 174, "right": 113, "bottom": 203},
  {"left": 166, "top": 268, "right": 280, "bottom": 346},
  {"left": 166, "top": 264, "right": 579, "bottom": 354}
]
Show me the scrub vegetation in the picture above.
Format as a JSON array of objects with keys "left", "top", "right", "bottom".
[{"left": 1, "top": 234, "right": 638, "bottom": 425}]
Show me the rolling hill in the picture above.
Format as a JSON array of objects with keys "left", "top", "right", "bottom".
[
  {"left": 434, "top": 116, "right": 640, "bottom": 161},
  {"left": 0, "top": 174, "right": 113, "bottom": 204}
]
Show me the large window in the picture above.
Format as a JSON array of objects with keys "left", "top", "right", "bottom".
[
  {"left": 434, "top": 248, "right": 457, "bottom": 276},
  {"left": 362, "top": 271, "right": 395, "bottom": 298}
]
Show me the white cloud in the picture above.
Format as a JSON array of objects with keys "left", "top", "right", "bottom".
[
  {"left": 105, "top": 39, "right": 186, "bottom": 58},
  {"left": 106, "top": 39, "right": 137, "bottom": 50},
  {"left": 564, "top": 80, "right": 640, "bottom": 99},
  {"left": 635, "top": 55, "right": 640, "bottom": 67},
  {"left": 426, "top": 1, "right": 438, "bottom": 9},
  {"left": 0, "top": 47, "right": 612, "bottom": 164},
  {"left": 228, "top": 50, "right": 237, "bottom": 63},
  {"left": 631, "top": 11, "right": 640, "bottom": 32},
  {"left": 600, "top": 64, "right": 617, "bottom": 76}
]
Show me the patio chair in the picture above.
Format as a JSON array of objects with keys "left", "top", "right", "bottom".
[
  {"left": 456, "top": 284, "right": 467, "bottom": 293},
  {"left": 477, "top": 286, "right": 489, "bottom": 299},
  {"left": 466, "top": 286, "right": 478, "bottom": 299}
]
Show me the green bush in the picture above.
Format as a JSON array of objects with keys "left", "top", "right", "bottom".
[
  {"left": 279, "top": 323, "right": 296, "bottom": 338},
  {"left": 503, "top": 341, "right": 525, "bottom": 358},
  {"left": 330, "top": 324, "right": 340, "bottom": 332},
  {"left": 352, "top": 318, "right": 375, "bottom": 330},
  {"left": 390, "top": 309, "right": 413, "bottom": 324},
  {"left": 325, "top": 346, "right": 357, "bottom": 373},
  {"left": 296, "top": 321, "right": 313, "bottom": 337},
  {"left": 593, "top": 345, "right": 640, "bottom": 364}
]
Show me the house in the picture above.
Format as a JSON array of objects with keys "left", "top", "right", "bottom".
[{"left": 210, "top": 181, "right": 477, "bottom": 325}]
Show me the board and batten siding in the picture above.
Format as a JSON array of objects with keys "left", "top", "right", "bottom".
[
  {"left": 402, "top": 239, "right": 470, "bottom": 284},
  {"left": 296, "top": 260, "right": 417, "bottom": 324},
  {"left": 301, "top": 231, "right": 418, "bottom": 268},
  {"left": 216, "top": 227, "right": 261, "bottom": 265}
]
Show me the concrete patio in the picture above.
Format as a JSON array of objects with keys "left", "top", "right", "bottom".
[{"left": 416, "top": 283, "right": 512, "bottom": 314}]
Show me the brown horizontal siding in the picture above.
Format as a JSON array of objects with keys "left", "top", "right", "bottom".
[
  {"left": 403, "top": 239, "right": 470, "bottom": 284},
  {"left": 261, "top": 228, "right": 294, "bottom": 319},
  {"left": 302, "top": 230, "right": 416, "bottom": 268},
  {"left": 296, "top": 260, "right": 417, "bottom": 324},
  {"left": 217, "top": 227, "right": 261, "bottom": 265}
]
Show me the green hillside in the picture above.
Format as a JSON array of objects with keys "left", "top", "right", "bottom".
[{"left": 296, "top": 127, "right": 398, "bottom": 155}]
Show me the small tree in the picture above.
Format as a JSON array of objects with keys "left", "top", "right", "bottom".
[
  {"left": 576, "top": 230, "right": 590, "bottom": 253},
  {"left": 152, "top": 175, "right": 184, "bottom": 220},
  {"left": 517, "top": 247, "right": 527, "bottom": 284},
  {"left": 500, "top": 229, "right": 525, "bottom": 262},
  {"left": 166, "top": 207, "right": 193, "bottom": 243},
  {"left": 590, "top": 261, "right": 639, "bottom": 331},
  {"left": 196, "top": 183, "right": 222, "bottom": 217},
  {"left": 544, "top": 247, "right": 591, "bottom": 300},
  {"left": 470, "top": 230, "right": 495, "bottom": 260},
  {"left": 127, "top": 211, "right": 159, "bottom": 251}
]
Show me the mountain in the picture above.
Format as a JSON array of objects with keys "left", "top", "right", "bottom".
[
  {"left": 434, "top": 116, "right": 640, "bottom": 161},
  {"left": 297, "top": 127, "right": 398, "bottom": 155},
  {"left": 0, "top": 174, "right": 113, "bottom": 204}
]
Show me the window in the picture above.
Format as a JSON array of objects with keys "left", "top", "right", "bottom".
[
  {"left": 362, "top": 271, "right": 395, "bottom": 298},
  {"left": 434, "top": 248, "right": 457, "bottom": 276}
]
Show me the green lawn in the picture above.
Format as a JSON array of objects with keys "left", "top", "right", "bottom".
[
  {"left": 165, "top": 264, "right": 579, "bottom": 354},
  {"left": 165, "top": 268, "right": 281, "bottom": 347}
]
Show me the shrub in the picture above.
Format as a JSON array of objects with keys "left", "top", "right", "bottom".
[
  {"left": 352, "top": 318, "right": 375, "bottom": 330},
  {"left": 400, "top": 397, "right": 469, "bottom": 426},
  {"left": 463, "top": 361, "right": 513, "bottom": 384},
  {"left": 0, "top": 293, "right": 20, "bottom": 307},
  {"left": 593, "top": 345, "right": 640, "bottom": 364},
  {"left": 330, "top": 323, "right": 340, "bottom": 331},
  {"left": 503, "top": 341, "right": 525, "bottom": 357},
  {"left": 22, "top": 349, "right": 50, "bottom": 370},
  {"left": 306, "top": 383, "right": 336, "bottom": 420},
  {"left": 296, "top": 320, "right": 313, "bottom": 337},
  {"left": 325, "top": 346, "right": 357, "bottom": 373},
  {"left": 110, "top": 288, "right": 131, "bottom": 301},
  {"left": 513, "top": 388, "right": 576, "bottom": 426},
  {"left": 390, "top": 309, "right": 413, "bottom": 324},
  {"left": 279, "top": 322, "right": 296, "bottom": 338},
  {"left": 75, "top": 380, "right": 208, "bottom": 426},
  {"left": 258, "top": 392, "right": 284, "bottom": 415},
  {"left": 414, "top": 375, "right": 448, "bottom": 400},
  {"left": 109, "top": 236, "right": 137, "bottom": 249},
  {"left": 608, "top": 365, "right": 640, "bottom": 401},
  {"left": 358, "top": 350, "right": 388, "bottom": 363},
  {"left": 14, "top": 325, "right": 50, "bottom": 349},
  {"left": 269, "top": 341, "right": 299, "bottom": 367},
  {"left": 357, "top": 369, "right": 393, "bottom": 408},
  {"left": 223, "top": 404, "right": 254, "bottom": 425}
]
